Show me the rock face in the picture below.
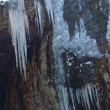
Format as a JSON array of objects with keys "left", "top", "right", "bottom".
[
  {"left": 3, "top": 30, "right": 60, "bottom": 110},
  {"left": 0, "top": 0, "right": 60, "bottom": 110},
  {"left": 0, "top": 0, "right": 110, "bottom": 110}
]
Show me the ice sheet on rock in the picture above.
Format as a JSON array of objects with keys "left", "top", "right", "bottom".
[
  {"left": 44, "top": 0, "right": 54, "bottom": 26},
  {"left": 52, "top": 2, "right": 102, "bottom": 58},
  {"left": 69, "top": 19, "right": 103, "bottom": 58},
  {"left": 57, "top": 85, "right": 69, "bottom": 110},
  {"left": 34, "top": 0, "right": 44, "bottom": 36},
  {"left": 52, "top": 0, "right": 70, "bottom": 53},
  {"left": 9, "top": 0, "right": 29, "bottom": 80}
]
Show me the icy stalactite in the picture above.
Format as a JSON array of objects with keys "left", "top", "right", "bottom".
[
  {"left": 33, "top": 0, "right": 54, "bottom": 36},
  {"left": 106, "top": 0, "right": 110, "bottom": 44},
  {"left": 44, "top": 0, "right": 54, "bottom": 26},
  {"left": 34, "top": 0, "right": 44, "bottom": 36},
  {"left": 9, "top": 0, "right": 29, "bottom": 80},
  {"left": 69, "top": 88, "right": 76, "bottom": 110},
  {"left": 75, "top": 83, "right": 100, "bottom": 110}
]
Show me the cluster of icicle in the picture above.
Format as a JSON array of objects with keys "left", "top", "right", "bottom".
[
  {"left": 8, "top": 0, "right": 54, "bottom": 79},
  {"left": 70, "top": 83, "right": 100, "bottom": 110},
  {"left": 33, "top": 0, "right": 54, "bottom": 36},
  {"left": 9, "top": 0, "right": 29, "bottom": 80}
]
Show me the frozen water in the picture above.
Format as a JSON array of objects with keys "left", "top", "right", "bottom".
[
  {"left": 33, "top": 0, "right": 54, "bottom": 36},
  {"left": 52, "top": 0, "right": 102, "bottom": 58},
  {"left": 44, "top": 0, "right": 54, "bottom": 25},
  {"left": 106, "top": 0, "right": 110, "bottom": 44},
  {"left": 9, "top": 0, "right": 29, "bottom": 80},
  {"left": 34, "top": 0, "right": 44, "bottom": 36},
  {"left": 52, "top": 0, "right": 101, "bottom": 110},
  {"left": 75, "top": 83, "right": 100, "bottom": 110}
]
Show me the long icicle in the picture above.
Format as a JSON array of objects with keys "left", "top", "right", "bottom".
[
  {"left": 44, "top": 0, "right": 54, "bottom": 26},
  {"left": 34, "top": 0, "right": 44, "bottom": 36},
  {"left": 9, "top": 0, "right": 29, "bottom": 80}
]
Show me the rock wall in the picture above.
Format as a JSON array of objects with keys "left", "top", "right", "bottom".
[
  {"left": 0, "top": 0, "right": 60, "bottom": 110},
  {"left": 0, "top": 0, "right": 110, "bottom": 110}
]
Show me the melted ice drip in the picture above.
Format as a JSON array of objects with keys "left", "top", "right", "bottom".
[
  {"left": 44, "top": 0, "right": 54, "bottom": 25},
  {"left": 9, "top": 0, "right": 29, "bottom": 80},
  {"left": 34, "top": 0, "right": 44, "bottom": 36}
]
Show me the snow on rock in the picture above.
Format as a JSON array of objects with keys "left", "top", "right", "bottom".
[
  {"left": 71, "top": 19, "right": 103, "bottom": 58},
  {"left": 53, "top": 15, "right": 103, "bottom": 58},
  {"left": 8, "top": 0, "right": 29, "bottom": 80},
  {"left": 52, "top": 0, "right": 102, "bottom": 58}
]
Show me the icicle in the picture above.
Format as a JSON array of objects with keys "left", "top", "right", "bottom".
[
  {"left": 69, "top": 88, "right": 76, "bottom": 110},
  {"left": 74, "top": 83, "right": 100, "bottom": 110},
  {"left": 106, "top": 0, "right": 110, "bottom": 44},
  {"left": 8, "top": 0, "right": 29, "bottom": 80},
  {"left": 87, "top": 83, "right": 93, "bottom": 105},
  {"left": 44, "top": 0, "right": 54, "bottom": 26},
  {"left": 34, "top": 0, "right": 44, "bottom": 36},
  {"left": 62, "top": 88, "right": 68, "bottom": 110}
]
